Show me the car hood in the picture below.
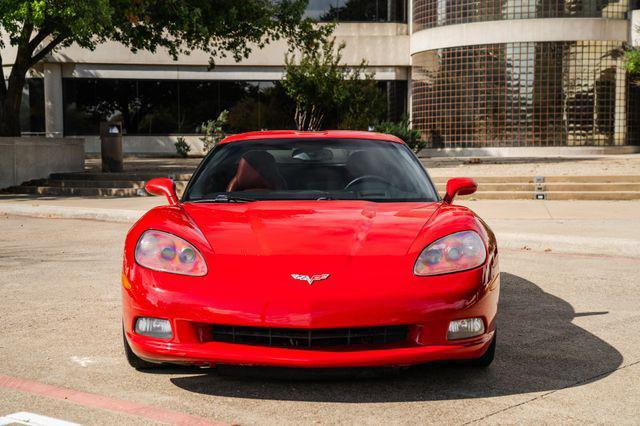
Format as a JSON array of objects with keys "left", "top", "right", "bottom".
[
  {"left": 132, "top": 200, "right": 491, "bottom": 328},
  {"left": 182, "top": 200, "right": 439, "bottom": 260}
]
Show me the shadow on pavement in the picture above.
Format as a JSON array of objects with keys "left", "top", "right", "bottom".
[{"left": 168, "top": 272, "right": 622, "bottom": 402}]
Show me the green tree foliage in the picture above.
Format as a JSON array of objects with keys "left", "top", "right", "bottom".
[
  {"left": 373, "top": 116, "right": 426, "bottom": 154},
  {"left": 281, "top": 36, "right": 383, "bottom": 131},
  {"left": 174, "top": 136, "right": 190, "bottom": 157},
  {"left": 0, "top": 0, "right": 330, "bottom": 136},
  {"left": 625, "top": 49, "right": 640, "bottom": 75},
  {"left": 198, "top": 110, "right": 228, "bottom": 153}
]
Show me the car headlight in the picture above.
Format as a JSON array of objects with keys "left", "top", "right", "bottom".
[
  {"left": 135, "top": 230, "right": 207, "bottom": 276},
  {"left": 414, "top": 230, "right": 486, "bottom": 276}
]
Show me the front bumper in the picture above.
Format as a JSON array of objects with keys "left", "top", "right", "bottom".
[
  {"left": 122, "top": 267, "right": 499, "bottom": 368},
  {"left": 126, "top": 330, "right": 495, "bottom": 368}
]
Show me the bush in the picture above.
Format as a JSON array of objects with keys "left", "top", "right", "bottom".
[
  {"left": 373, "top": 117, "right": 426, "bottom": 154},
  {"left": 198, "top": 110, "right": 229, "bottom": 153},
  {"left": 174, "top": 137, "right": 191, "bottom": 157},
  {"left": 625, "top": 49, "right": 640, "bottom": 75}
]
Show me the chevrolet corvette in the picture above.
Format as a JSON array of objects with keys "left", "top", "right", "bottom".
[{"left": 121, "top": 130, "right": 499, "bottom": 370}]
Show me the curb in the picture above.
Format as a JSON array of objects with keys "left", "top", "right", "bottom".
[{"left": 0, "top": 204, "right": 143, "bottom": 223}]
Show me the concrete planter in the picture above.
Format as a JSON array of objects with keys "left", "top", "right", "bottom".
[{"left": 0, "top": 137, "right": 85, "bottom": 189}]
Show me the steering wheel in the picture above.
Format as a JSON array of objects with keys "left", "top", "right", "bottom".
[{"left": 344, "top": 175, "right": 392, "bottom": 190}]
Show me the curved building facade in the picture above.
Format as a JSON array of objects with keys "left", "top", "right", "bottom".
[{"left": 411, "top": 0, "right": 639, "bottom": 148}]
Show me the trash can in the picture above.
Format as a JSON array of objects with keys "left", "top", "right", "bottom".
[{"left": 100, "top": 120, "right": 124, "bottom": 172}]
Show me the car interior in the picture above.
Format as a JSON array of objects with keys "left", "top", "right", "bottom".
[{"left": 185, "top": 139, "right": 437, "bottom": 201}]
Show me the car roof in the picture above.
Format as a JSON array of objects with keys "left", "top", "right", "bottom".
[{"left": 219, "top": 130, "right": 405, "bottom": 145}]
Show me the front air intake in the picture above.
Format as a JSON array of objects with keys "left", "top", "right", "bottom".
[{"left": 210, "top": 324, "right": 409, "bottom": 350}]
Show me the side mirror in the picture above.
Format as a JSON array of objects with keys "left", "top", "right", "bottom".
[
  {"left": 443, "top": 177, "right": 477, "bottom": 204},
  {"left": 145, "top": 178, "right": 179, "bottom": 205}
]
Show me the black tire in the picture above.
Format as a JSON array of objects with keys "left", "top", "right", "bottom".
[
  {"left": 123, "top": 328, "right": 164, "bottom": 370},
  {"left": 466, "top": 331, "right": 496, "bottom": 368}
]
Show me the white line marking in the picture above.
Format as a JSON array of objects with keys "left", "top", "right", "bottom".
[
  {"left": 0, "top": 412, "right": 80, "bottom": 426},
  {"left": 69, "top": 356, "right": 97, "bottom": 367}
]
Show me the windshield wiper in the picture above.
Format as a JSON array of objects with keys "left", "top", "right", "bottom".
[{"left": 191, "top": 194, "right": 257, "bottom": 203}]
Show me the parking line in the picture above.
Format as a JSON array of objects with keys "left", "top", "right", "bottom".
[{"left": 0, "top": 374, "right": 224, "bottom": 426}]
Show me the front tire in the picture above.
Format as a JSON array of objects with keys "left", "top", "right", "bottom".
[
  {"left": 466, "top": 332, "right": 496, "bottom": 367},
  {"left": 123, "top": 328, "right": 164, "bottom": 370}
]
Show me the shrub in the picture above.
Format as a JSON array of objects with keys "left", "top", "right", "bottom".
[
  {"left": 198, "top": 110, "right": 229, "bottom": 153},
  {"left": 174, "top": 137, "right": 191, "bottom": 157},
  {"left": 373, "top": 117, "right": 426, "bottom": 154},
  {"left": 625, "top": 49, "right": 640, "bottom": 75}
]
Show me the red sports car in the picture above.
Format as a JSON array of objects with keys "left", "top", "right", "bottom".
[{"left": 122, "top": 130, "right": 499, "bottom": 370}]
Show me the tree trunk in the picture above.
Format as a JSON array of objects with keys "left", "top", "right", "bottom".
[
  {"left": 0, "top": 25, "right": 63, "bottom": 137},
  {"left": 0, "top": 91, "right": 24, "bottom": 137},
  {"left": 0, "top": 60, "right": 28, "bottom": 137}
]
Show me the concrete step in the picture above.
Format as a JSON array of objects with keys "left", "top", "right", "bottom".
[
  {"left": 440, "top": 191, "right": 640, "bottom": 200},
  {"left": 431, "top": 175, "right": 640, "bottom": 184},
  {"left": 49, "top": 172, "right": 193, "bottom": 181},
  {"left": 459, "top": 182, "right": 640, "bottom": 191},
  {"left": 432, "top": 176, "right": 532, "bottom": 184},
  {"left": 12, "top": 186, "right": 146, "bottom": 197},
  {"left": 39, "top": 179, "right": 147, "bottom": 189}
]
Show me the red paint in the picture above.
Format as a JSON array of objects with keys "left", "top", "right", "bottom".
[
  {"left": 122, "top": 131, "right": 499, "bottom": 368},
  {"left": 0, "top": 374, "right": 222, "bottom": 426},
  {"left": 219, "top": 130, "right": 405, "bottom": 145},
  {"left": 443, "top": 177, "right": 478, "bottom": 204},
  {"left": 145, "top": 178, "right": 178, "bottom": 205}
]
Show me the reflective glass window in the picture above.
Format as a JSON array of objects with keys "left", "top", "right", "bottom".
[
  {"left": 306, "top": 0, "right": 407, "bottom": 22},
  {"left": 413, "top": 0, "right": 628, "bottom": 31},
  {"left": 412, "top": 41, "right": 634, "bottom": 147},
  {"left": 18, "top": 78, "right": 45, "bottom": 134},
  {"left": 62, "top": 79, "right": 407, "bottom": 135}
]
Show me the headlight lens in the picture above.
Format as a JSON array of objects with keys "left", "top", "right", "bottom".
[
  {"left": 135, "top": 230, "right": 207, "bottom": 276},
  {"left": 414, "top": 230, "right": 486, "bottom": 276}
]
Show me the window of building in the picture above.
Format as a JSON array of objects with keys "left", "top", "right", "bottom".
[
  {"left": 306, "top": 0, "right": 407, "bottom": 22},
  {"left": 413, "top": 0, "right": 629, "bottom": 31},
  {"left": 18, "top": 78, "right": 45, "bottom": 135},
  {"left": 62, "top": 79, "right": 408, "bottom": 136},
  {"left": 412, "top": 41, "right": 632, "bottom": 147}
]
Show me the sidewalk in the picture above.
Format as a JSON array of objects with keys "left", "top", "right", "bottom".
[
  {"left": 424, "top": 154, "right": 640, "bottom": 177},
  {"left": 1, "top": 195, "right": 638, "bottom": 258},
  {"left": 87, "top": 154, "right": 640, "bottom": 178}
]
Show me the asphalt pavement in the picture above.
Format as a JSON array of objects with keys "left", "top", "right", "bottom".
[{"left": 0, "top": 212, "right": 639, "bottom": 424}]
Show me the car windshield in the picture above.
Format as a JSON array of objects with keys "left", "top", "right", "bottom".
[{"left": 183, "top": 138, "right": 438, "bottom": 202}]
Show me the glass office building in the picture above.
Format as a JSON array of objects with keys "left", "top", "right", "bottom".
[
  {"left": 411, "top": 0, "right": 639, "bottom": 147},
  {"left": 14, "top": 0, "right": 640, "bottom": 151}
]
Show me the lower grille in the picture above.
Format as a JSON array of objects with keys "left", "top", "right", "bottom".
[{"left": 210, "top": 325, "right": 409, "bottom": 350}]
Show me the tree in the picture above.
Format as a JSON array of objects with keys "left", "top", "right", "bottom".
[
  {"left": 0, "top": 0, "right": 330, "bottom": 136},
  {"left": 281, "top": 36, "right": 382, "bottom": 131}
]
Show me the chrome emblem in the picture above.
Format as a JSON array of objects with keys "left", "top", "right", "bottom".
[{"left": 291, "top": 274, "right": 330, "bottom": 285}]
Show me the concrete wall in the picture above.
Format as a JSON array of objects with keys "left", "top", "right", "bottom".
[
  {"left": 410, "top": 18, "right": 629, "bottom": 53},
  {"left": 631, "top": 10, "right": 640, "bottom": 47},
  {"left": 0, "top": 138, "right": 85, "bottom": 189},
  {"left": 80, "top": 135, "right": 206, "bottom": 157},
  {"left": 1, "top": 23, "right": 410, "bottom": 68}
]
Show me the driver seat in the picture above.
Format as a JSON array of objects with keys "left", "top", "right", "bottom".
[{"left": 226, "top": 151, "right": 287, "bottom": 192}]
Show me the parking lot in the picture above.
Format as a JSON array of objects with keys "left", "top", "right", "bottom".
[{"left": 1, "top": 213, "right": 639, "bottom": 425}]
